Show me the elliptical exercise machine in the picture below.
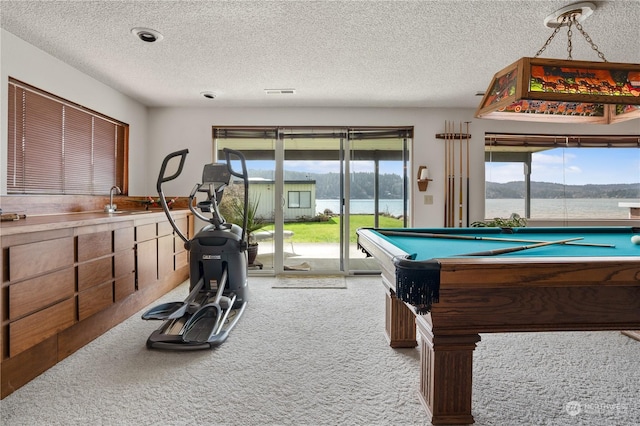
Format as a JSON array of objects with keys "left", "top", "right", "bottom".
[{"left": 141, "top": 148, "right": 249, "bottom": 350}]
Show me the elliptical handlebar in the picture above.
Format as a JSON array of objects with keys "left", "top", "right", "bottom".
[
  {"left": 157, "top": 149, "right": 189, "bottom": 194},
  {"left": 157, "top": 149, "right": 190, "bottom": 244},
  {"left": 155, "top": 147, "right": 251, "bottom": 246}
]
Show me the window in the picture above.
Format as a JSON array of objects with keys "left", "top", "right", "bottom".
[
  {"left": 7, "top": 78, "right": 128, "bottom": 195},
  {"left": 485, "top": 133, "right": 640, "bottom": 219},
  {"left": 288, "top": 191, "right": 311, "bottom": 208}
]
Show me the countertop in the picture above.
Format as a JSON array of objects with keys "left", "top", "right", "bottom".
[{"left": 0, "top": 209, "right": 189, "bottom": 236}]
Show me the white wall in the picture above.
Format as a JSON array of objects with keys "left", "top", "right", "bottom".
[
  {"left": 148, "top": 106, "right": 640, "bottom": 227},
  {"left": 0, "top": 29, "right": 149, "bottom": 195}
]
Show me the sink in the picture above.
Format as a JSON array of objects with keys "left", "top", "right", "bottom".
[{"left": 107, "top": 210, "right": 153, "bottom": 215}]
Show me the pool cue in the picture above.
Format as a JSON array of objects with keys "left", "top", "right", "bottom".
[
  {"left": 376, "top": 229, "right": 615, "bottom": 248},
  {"left": 443, "top": 121, "right": 449, "bottom": 226},
  {"left": 458, "top": 237, "right": 583, "bottom": 256},
  {"left": 444, "top": 120, "right": 451, "bottom": 228},
  {"left": 448, "top": 121, "right": 454, "bottom": 227},
  {"left": 458, "top": 121, "right": 463, "bottom": 227},
  {"left": 465, "top": 121, "right": 470, "bottom": 227},
  {"left": 444, "top": 121, "right": 448, "bottom": 226}
]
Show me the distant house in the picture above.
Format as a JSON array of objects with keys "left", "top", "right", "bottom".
[{"left": 248, "top": 178, "right": 316, "bottom": 221}]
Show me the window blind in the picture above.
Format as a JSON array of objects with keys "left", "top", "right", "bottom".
[{"left": 7, "top": 78, "right": 128, "bottom": 195}]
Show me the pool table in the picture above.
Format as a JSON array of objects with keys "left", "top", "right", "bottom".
[{"left": 356, "top": 226, "right": 640, "bottom": 425}]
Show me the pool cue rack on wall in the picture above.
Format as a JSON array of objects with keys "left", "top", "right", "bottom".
[{"left": 436, "top": 121, "right": 471, "bottom": 228}]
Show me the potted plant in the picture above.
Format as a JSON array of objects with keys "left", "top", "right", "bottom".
[
  {"left": 220, "top": 191, "right": 265, "bottom": 265},
  {"left": 471, "top": 212, "right": 527, "bottom": 229}
]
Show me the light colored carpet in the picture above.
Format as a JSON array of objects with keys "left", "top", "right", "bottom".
[
  {"left": 1, "top": 276, "right": 639, "bottom": 426},
  {"left": 272, "top": 275, "right": 347, "bottom": 289}
]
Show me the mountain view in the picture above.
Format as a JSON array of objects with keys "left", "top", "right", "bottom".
[
  {"left": 251, "top": 170, "right": 405, "bottom": 199},
  {"left": 486, "top": 181, "right": 640, "bottom": 199},
  {"left": 252, "top": 168, "right": 640, "bottom": 200}
]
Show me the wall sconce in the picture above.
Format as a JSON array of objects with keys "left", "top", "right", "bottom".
[{"left": 417, "top": 166, "right": 432, "bottom": 192}]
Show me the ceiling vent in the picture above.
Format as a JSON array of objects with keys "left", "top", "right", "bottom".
[{"left": 264, "top": 89, "right": 296, "bottom": 95}]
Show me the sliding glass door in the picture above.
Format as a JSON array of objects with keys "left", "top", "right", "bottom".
[
  {"left": 215, "top": 126, "right": 411, "bottom": 274},
  {"left": 348, "top": 129, "right": 410, "bottom": 272},
  {"left": 282, "top": 128, "right": 345, "bottom": 273}
]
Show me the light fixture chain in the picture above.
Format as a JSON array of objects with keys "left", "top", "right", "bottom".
[
  {"left": 574, "top": 17, "right": 608, "bottom": 62},
  {"left": 566, "top": 17, "right": 573, "bottom": 59},
  {"left": 534, "top": 15, "right": 567, "bottom": 58}
]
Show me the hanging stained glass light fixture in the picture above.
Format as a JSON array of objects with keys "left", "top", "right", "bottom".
[{"left": 475, "top": 2, "right": 640, "bottom": 124}]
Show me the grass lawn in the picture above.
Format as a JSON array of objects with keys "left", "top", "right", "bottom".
[{"left": 261, "top": 214, "right": 403, "bottom": 243}]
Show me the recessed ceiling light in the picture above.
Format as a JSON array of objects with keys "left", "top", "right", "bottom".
[
  {"left": 200, "top": 91, "right": 216, "bottom": 99},
  {"left": 131, "top": 27, "right": 164, "bottom": 43},
  {"left": 264, "top": 89, "right": 296, "bottom": 95}
]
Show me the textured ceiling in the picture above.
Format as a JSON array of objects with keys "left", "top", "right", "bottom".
[{"left": 1, "top": 0, "right": 639, "bottom": 108}]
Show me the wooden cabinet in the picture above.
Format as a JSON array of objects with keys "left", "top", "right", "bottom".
[
  {"left": 114, "top": 227, "right": 135, "bottom": 302},
  {"left": 0, "top": 211, "right": 191, "bottom": 399},
  {"left": 136, "top": 222, "right": 158, "bottom": 290},
  {"left": 6, "top": 236, "right": 76, "bottom": 358}
]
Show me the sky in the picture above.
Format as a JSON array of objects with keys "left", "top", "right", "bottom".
[
  {"left": 241, "top": 148, "right": 640, "bottom": 186},
  {"left": 486, "top": 148, "right": 640, "bottom": 185}
]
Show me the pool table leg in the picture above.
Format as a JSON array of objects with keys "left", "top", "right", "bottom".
[
  {"left": 416, "top": 315, "right": 481, "bottom": 425},
  {"left": 385, "top": 289, "right": 418, "bottom": 348}
]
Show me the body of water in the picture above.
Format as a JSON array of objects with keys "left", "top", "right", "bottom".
[
  {"left": 317, "top": 199, "right": 405, "bottom": 216},
  {"left": 485, "top": 198, "right": 637, "bottom": 220},
  {"left": 316, "top": 198, "right": 637, "bottom": 219}
]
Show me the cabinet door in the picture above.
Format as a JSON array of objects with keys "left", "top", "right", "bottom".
[
  {"left": 114, "top": 274, "right": 136, "bottom": 301},
  {"left": 158, "top": 234, "right": 174, "bottom": 278},
  {"left": 137, "top": 239, "right": 157, "bottom": 290},
  {"left": 114, "top": 250, "right": 135, "bottom": 300},
  {"left": 114, "top": 227, "right": 134, "bottom": 252},
  {"left": 114, "top": 250, "right": 134, "bottom": 279}
]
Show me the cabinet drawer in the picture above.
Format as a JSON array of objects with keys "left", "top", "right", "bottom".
[
  {"left": 114, "top": 273, "right": 135, "bottom": 302},
  {"left": 9, "top": 237, "right": 74, "bottom": 281},
  {"left": 10, "top": 298, "right": 76, "bottom": 357},
  {"left": 114, "top": 227, "right": 134, "bottom": 252},
  {"left": 78, "top": 257, "right": 112, "bottom": 291},
  {"left": 77, "top": 231, "right": 112, "bottom": 262},
  {"left": 9, "top": 267, "right": 75, "bottom": 320},
  {"left": 114, "top": 250, "right": 135, "bottom": 279},
  {"left": 136, "top": 223, "right": 156, "bottom": 242},
  {"left": 78, "top": 281, "right": 113, "bottom": 321},
  {"left": 157, "top": 221, "right": 173, "bottom": 237}
]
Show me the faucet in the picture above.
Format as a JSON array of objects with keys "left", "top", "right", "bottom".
[{"left": 105, "top": 186, "right": 121, "bottom": 212}]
